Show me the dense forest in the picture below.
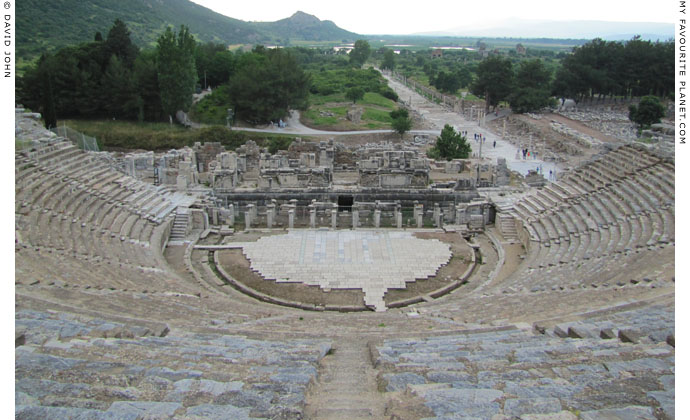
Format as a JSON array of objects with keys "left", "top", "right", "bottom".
[{"left": 17, "top": 20, "right": 314, "bottom": 128}]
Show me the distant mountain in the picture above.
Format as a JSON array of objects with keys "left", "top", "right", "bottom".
[
  {"left": 257, "top": 11, "right": 358, "bottom": 43},
  {"left": 17, "top": 0, "right": 358, "bottom": 64},
  {"left": 418, "top": 19, "right": 674, "bottom": 41}
]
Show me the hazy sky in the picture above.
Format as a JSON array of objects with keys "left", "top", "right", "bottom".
[{"left": 190, "top": 0, "right": 675, "bottom": 34}]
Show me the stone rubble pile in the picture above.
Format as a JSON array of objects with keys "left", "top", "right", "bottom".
[
  {"left": 558, "top": 109, "right": 638, "bottom": 142},
  {"left": 550, "top": 121, "right": 600, "bottom": 148}
]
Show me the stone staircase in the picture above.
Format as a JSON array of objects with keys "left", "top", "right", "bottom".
[
  {"left": 169, "top": 208, "right": 190, "bottom": 242},
  {"left": 304, "top": 338, "right": 385, "bottom": 419},
  {"left": 496, "top": 213, "right": 519, "bottom": 242}
]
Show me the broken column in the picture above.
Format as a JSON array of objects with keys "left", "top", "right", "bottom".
[
  {"left": 309, "top": 205, "right": 316, "bottom": 228},
  {"left": 288, "top": 209, "right": 295, "bottom": 229},
  {"left": 455, "top": 204, "right": 468, "bottom": 225},
  {"left": 266, "top": 203, "right": 275, "bottom": 229},
  {"left": 227, "top": 204, "right": 235, "bottom": 226},
  {"left": 395, "top": 205, "right": 403, "bottom": 229},
  {"left": 331, "top": 204, "right": 338, "bottom": 229},
  {"left": 433, "top": 203, "right": 441, "bottom": 227},
  {"left": 245, "top": 204, "right": 254, "bottom": 230},
  {"left": 352, "top": 206, "right": 359, "bottom": 229},
  {"left": 374, "top": 209, "right": 381, "bottom": 228},
  {"left": 414, "top": 203, "right": 424, "bottom": 228}
]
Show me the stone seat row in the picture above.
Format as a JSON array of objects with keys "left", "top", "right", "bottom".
[
  {"left": 517, "top": 198, "right": 670, "bottom": 260},
  {"left": 14, "top": 156, "right": 199, "bottom": 274},
  {"left": 15, "top": 243, "right": 183, "bottom": 294},
  {"left": 515, "top": 147, "right": 673, "bottom": 217},
  {"left": 510, "top": 239, "right": 673, "bottom": 294},
  {"left": 16, "top": 144, "right": 184, "bottom": 225},
  {"left": 17, "top": 198, "right": 160, "bottom": 271},
  {"left": 374, "top": 323, "right": 673, "bottom": 419},
  {"left": 542, "top": 303, "right": 674, "bottom": 345},
  {"left": 525, "top": 204, "right": 671, "bottom": 263},
  {"left": 16, "top": 309, "right": 330, "bottom": 420},
  {"left": 510, "top": 149, "right": 674, "bottom": 284}
]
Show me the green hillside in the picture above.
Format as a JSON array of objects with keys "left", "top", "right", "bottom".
[
  {"left": 17, "top": 0, "right": 357, "bottom": 65},
  {"left": 257, "top": 11, "right": 357, "bottom": 43}
]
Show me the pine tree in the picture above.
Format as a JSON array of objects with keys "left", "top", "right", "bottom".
[
  {"left": 105, "top": 19, "right": 138, "bottom": 68},
  {"left": 427, "top": 124, "right": 471, "bottom": 160}
]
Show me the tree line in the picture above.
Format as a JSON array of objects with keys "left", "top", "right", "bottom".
[
  {"left": 17, "top": 20, "right": 313, "bottom": 128},
  {"left": 376, "top": 37, "right": 672, "bottom": 115},
  {"left": 552, "top": 37, "right": 673, "bottom": 102},
  {"left": 19, "top": 22, "right": 673, "bottom": 129},
  {"left": 18, "top": 19, "right": 199, "bottom": 127},
  {"left": 475, "top": 37, "right": 673, "bottom": 113}
]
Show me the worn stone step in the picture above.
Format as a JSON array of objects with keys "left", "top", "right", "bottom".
[{"left": 315, "top": 407, "right": 375, "bottom": 418}]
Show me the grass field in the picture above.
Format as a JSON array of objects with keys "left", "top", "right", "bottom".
[
  {"left": 59, "top": 119, "right": 304, "bottom": 152},
  {"left": 302, "top": 92, "right": 398, "bottom": 131}
]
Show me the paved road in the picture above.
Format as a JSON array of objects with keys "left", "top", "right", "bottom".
[
  {"left": 381, "top": 71, "right": 561, "bottom": 177},
  {"left": 228, "top": 72, "right": 562, "bottom": 177}
]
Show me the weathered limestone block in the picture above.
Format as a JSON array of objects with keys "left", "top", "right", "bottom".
[{"left": 346, "top": 107, "right": 363, "bottom": 123}]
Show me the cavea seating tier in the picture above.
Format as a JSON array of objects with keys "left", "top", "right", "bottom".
[{"left": 15, "top": 113, "right": 674, "bottom": 419}]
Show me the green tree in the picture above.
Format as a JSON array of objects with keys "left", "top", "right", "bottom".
[
  {"left": 349, "top": 40, "right": 371, "bottom": 67},
  {"left": 207, "top": 50, "right": 235, "bottom": 87},
  {"left": 381, "top": 48, "right": 396, "bottom": 70},
  {"left": 37, "top": 54, "right": 57, "bottom": 129},
  {"left": 433, "top": 71, "right": 461, "bottom": 94},
  {"left": 471, "top": 55, "right": 513, "bottom": 112},
  {"left": 345, "top": 86, "right": 365, "bottom": 103},
  {"left": 427, "top": 124, "right": 471, "bottom": 160},
  {"left": 390, "top": 107, "right": 412, "bottom": 138},
  {"left": 133, "top": 50, "right": 163, "bottom": 122},
  {"left": 390, "top": 108, "right": 409, "bottom": 120},
  {"left": 552, "top": 56, "right": 589, "bottom": 104},
  {"left": 423, "top": 60, "right": 438, "bottom": 80},
  {"left": 508, "top": 59, "right": 553, "bottom": 113},
  {"left": 551, "top": 37, "right": 672, "bottom": 103},
  {"left": 628, "top": 95, "right": 665, "bottom": 128},
  {"left": 105, "top": 19, "right": 138, "bottom": 68},
  {"left": 229, "top": 48, "right": 311, "bottom": 124},
  {"left": 157, "top": 25, "right": 197, "bottom": 120},
  {"left": 455, "top": 66, "right": 472, "bottom": 88},
  {"left": 194, "top": 42, "right": 231, "bottom": 88},
  {"left": 102, "top": 55, "right": 138, "bottom": 119}
]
